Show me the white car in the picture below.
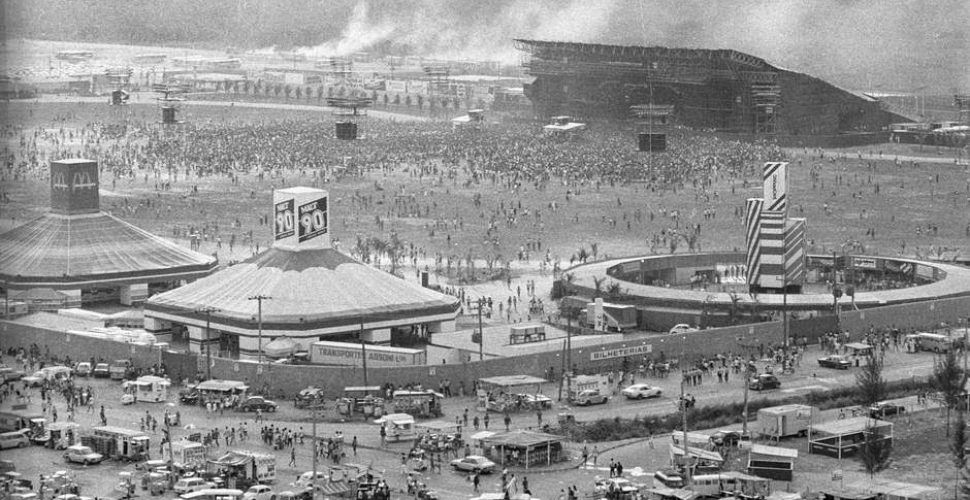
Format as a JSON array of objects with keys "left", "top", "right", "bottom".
[
  {"left": 295, "top": 471, "right": 330, "bottom": 488},
  {"left": 173, "top": 478, "right": 214, "bottom": 494},
  {"left": 63, "top": 445, "right": 104, "bottom": 465},
  {"left": 668, "top": 324, "right": 698, "bottom": 335},
  {"left": 621, "top": 384, "right": 662, "bottom": 400},
  {"left": 450, "top": 455, "right": 497, "bottom": 474},
  {"left": 242, "top": 484, "right": 276, "bottom": 500}
]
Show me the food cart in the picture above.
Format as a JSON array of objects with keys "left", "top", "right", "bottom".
[
  {"left": 477, "top": 375, "right": 552, "bottom": 413},
  {"left": 374, "top": 413, "right": 416, "bottom": 442},
  {"left": 414, "top": 420, "right": 463, "bottom": 453},
  {"left": 193, "top": 380, "right": 249, "bottom": 408},
  {"left": 42, "top": 422, "right": 80, "bottom": 449},
  {"left": 87, "top": 426, "right": 151, "bottom": 462},
  {"left": 122, "top": 376, "right": 171, "bottom": 404},
  {"left": 391, "top": 390, "right": 444, "bottom": 418},
  {"left": 337, "top": 386, "right": 385, "bottom": 418}
]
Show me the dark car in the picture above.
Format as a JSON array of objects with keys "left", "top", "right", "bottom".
[
  {"left": 179, "top": 390, "right": 201, "bottom": 405},
  {"left": 817, "top": 355, "right": 853, "bottom": 370},
  {"left": 710, "top": 430, "right": 751, "bottom": 447},
  {"left": 238, "top": 396, "right": 278, "bottom": 412},
  {"left": 749, "top": 373, "right": 781, "bottom": 391},
  {"left": 869, "top": 401, "right": 905, "bottom": 418},
  {"left": 93, "top": 363, "right": 110, "bottom": 378}
]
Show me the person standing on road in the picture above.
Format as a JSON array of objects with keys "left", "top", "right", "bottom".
[
  {"left": 483, "top": 414, "right": 490, "bottom": 430},
  {"left": 100, "top": 405, "right": 107, "bottom": 426},
  {"left": 503, "top": 412, "right": 511, "bottom": 431},
  {"left": 473, "top": 472, "right": 480, "bottom": 492},
  {"left": 351, "top": 436, "right": 358, "bottom": 456},
  {"left": 289, "top": 447, "right": 296, "bottom": 467}
]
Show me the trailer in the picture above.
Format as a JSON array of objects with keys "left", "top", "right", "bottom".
[
  {"left": 88, "top": 426, "right": 151, "bottom": 461},
  {"left": 122, "top": 376, "right": 171, "bottom": 404},
  {"left": 208, "top": 451, "right": 276, "bottom": 488},
  {"left": 0, "top": 411, "right": 46, "bottom": 440},
  {"left": 756, "top": 404, "right": 816, "bottom": 440},
  {"left": 169, "top": 440, "right": 207, "bottom": 470}
]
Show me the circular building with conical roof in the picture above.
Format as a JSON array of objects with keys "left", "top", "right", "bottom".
[
  {"left": 0, "top": 159, "right": 218, "bottom": 309},
  {"left": 143, "top": 187, "right": 460, "bottom": 360}
]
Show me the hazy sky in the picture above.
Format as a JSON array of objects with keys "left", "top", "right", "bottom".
[{"left": 5, "top": 0, "right": 969, "bottom": 92}]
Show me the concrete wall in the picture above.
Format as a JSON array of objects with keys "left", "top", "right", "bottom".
[
  {"left": 0, "top": 321, "right": 162, "bottom": 367},
  {"left": 4, "top": 292, "right": 969, "bottom": 397}
]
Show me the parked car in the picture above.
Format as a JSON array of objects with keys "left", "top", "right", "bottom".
[
  {"left": 295, "top": 471, "right": 331, "bottom": 489},
  {"left": 173, "top": 478, "right": 213, "bottom": 494},
  {"left": 93, "top": 363, "right": 110, "bottom": 378},
  {"left": 709, "top": 430, "right": 751, "bottom": 447},
  {"left": 621, "top": 384, "right": 662, "bottom": 400},
  {"left": 74, "top": 363, "right": 93, "bottom": 377},
  {"left": 668, "top": 324, "right": 698, "bottom": 335},
  {"left": 817, "top": 354, "right": 853, "bottom": 370},
  {"left": 179, "top": 390, "right": 201, "bottom": 405},
  {"left": 242, "top": 484, "right": 276, "bottom": 500},
  {"left": 450, "top": 455, "right": 496, "bottom": 474},
  {"left": 63, "top": 445, "right": 104, "bottom": 465},
  {"left": 749, "top": 373, "right": 781, "bottom": 391},
  {"left": 0, "top": 430, "right": 31, "bottom": 449},
  {"left": 570, "top": 389, "right": 609, "bottom": 406},
  {"left": 869, "top": 401, "right": 906, "bottom": 418},
  {"left": 238, "top": 396, "right": 278, "bottom": 413},
  {"left": 594, "top": 477, "right": 642, "bottom": 496}
]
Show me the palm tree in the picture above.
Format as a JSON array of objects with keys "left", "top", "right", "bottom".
[
  {"left": 592, "top": 277, "right": 606, "bottom": 298},
  {"left": 607, "top": 281, "right": 623, "bottom": 299},
  {"left": 577, "top": 247, "right": 590, "bottom": 264},
  {"left": 590, "top": 242, "right": 599, "bottom": 259}
]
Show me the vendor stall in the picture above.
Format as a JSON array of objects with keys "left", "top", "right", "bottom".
[
  {"left": 477, "top": 375, "right": 551, "bottom": 413},
  {"left": 809, "top": 416, "right": 892, "bottom": 459},
  {"left": 391, "top": 390, "right": 444, "bottom": 418},
  {"left": 481, "top": 430, "right": 564, "bottom": 469},
  {"left": 415, "top": 420, "right": 462, "bottom": 453},
  {"left": 337, "top": 386, "right": 385, "bottom": 418},
  {"left": 669, "top": 446, "right": 724, "bottom": 475},
  {"left": 747, "top": 444, "right": 797, "bottom": 481}
]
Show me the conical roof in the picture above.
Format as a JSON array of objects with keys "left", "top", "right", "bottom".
[
  {"left": 144, "top": 247, "right": 459, "bottom": 332},
  {"left": 0, "top": 212, "right": 217, "bottom": 288}
]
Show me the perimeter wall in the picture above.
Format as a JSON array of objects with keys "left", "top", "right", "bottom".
[{"left": 3, "top": 294, "right": 969, "bottom": 396}]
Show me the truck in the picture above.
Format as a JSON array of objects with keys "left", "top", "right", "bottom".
[
  {"left": 87, "top": 426, "right": 151, "bottom": 461},
  {"left": 208, "top": 450, "right": 277, "bottom": 488},
  {"left": 566, "top": 374, "right": 611, "bottom": 405},
  {"left": 756, "top": 404, "right": 816, "bottom": 440},
  {"left": 169, "top": 440, "right": 207, "bottom": 471},
  {"left": 0, "top": 410, "right": 46, "bottom": 439}
]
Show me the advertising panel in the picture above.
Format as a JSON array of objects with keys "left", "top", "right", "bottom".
[
  {"left": 50, "top": 159, "right": 100, "bottom": 214},
  {"left": 762, "top": 162, "right": 788, "bottom": 213},
  {"left": 297, "top": 196, "right": 328, "bottom": 243},
  {"left": 274, "top": 199, "right": 295, "bottom": 241},
  {"left": 408, "top": 81, "right": 428, "bottom": 95},
  {"left": 590, "top": 344, "right": 653, "bottom": 361},
  {"left": 386, "top": 80, "right": 407, "bottom": 93},
  {"left": 310, "top": 341, "right": 425, "bottom": 367}
]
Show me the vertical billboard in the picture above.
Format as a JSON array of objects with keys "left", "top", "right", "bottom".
[
  {"left": 50, "top": 159, "right": 100, "bottom": 214},
  {"left": 271, "top": 187, "right": 331, "bottom": 250},
  {"left": 762, "top": 162, "right": 788, "bottom": 214}
]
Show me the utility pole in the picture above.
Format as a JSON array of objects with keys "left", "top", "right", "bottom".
[
  {"left": 248, "top": 295, "right": 272, "bottom": 371},
  {"left": 477, "top": 298, "right": 485, "bottom": 361},
  {"left": 360, "top": 318, "right": 369, "bottom": 388},
  {"left": 740, "top": 335, "right": 751, "bottom": 438},
  {"left": 680, "top": 335, "right": 691, "bottom": 487},
  {"left": 196, "top": 306, "right": 220, "bottom": 380},
  {"left": 310, "top": 403, "right": 322, "bottom": 500}
]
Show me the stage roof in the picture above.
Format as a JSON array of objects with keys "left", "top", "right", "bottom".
[
  {"left": 0, "top": 212, "right": 217, "bottom": 288},
  {"left": 144, "top": 247, "right": 459, "bottom": 332}
]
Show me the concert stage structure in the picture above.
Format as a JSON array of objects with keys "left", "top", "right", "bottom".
[{"left": 514, "top": 39, "right": 905, "bottom": 136}]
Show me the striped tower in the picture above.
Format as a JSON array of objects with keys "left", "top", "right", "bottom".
[
  {"left": 783, "top": 218, "right": 807, "bottom": 287},
  {"left": 744, "top": 198, "right": 764, "bottom": 287},
  {"left": 758, "top": 210, "right": 788, "bottom": 289}
]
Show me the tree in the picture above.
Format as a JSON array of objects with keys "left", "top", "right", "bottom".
[
  {"left": 951, "top": 411, "right": 969, "bottom": 499},
  {"left": 606, "top": 281, "right": 623, "bottom": 299},
  {"left": 855, "top": 348, "right": 886, "bottom": 408},
  {"left": 592, "top": 277, "right": 605, "bottom": 298},
  {"left": 590, "top": 242, "right": 599, "bottom": 260},
  {"left": 933, "top": 348, "right": 968, "bottom": 436},
  {"left": 858, "top": 420, "right": 893, "bottom": 482},
  {"left": 576, "top": 247, "right": 589, "bottom": 264}
]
